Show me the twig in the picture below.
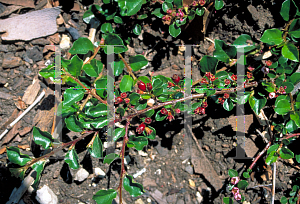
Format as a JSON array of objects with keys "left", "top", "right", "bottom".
[
  {"left": 249, "top": 141, "right": 271, "bottom": 170},
  {"left": 256, "top": 129, "right": 269, "bottom": 143},
  {"left": 271, "top": 162, "right": 276, "bottom": 204},
  {"left": 0, "top": 91, "right": 45, "bottom": 140},
  {"left": 118, "top": 54, "right": 137, "bottom": 81}
]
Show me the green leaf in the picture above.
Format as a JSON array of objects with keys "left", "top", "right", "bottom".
[
  {"left": 123, "top": 175, "right": 144, "bottom": 197},
  {"left": 69, "top": 37, "right": 94, "bottom": 55},
  {"left": 129, "top": 55, "right": 148, "bottom": 71},
  {"left": 289, "top": 18, "right": 300, "bottom": 38},
  {"left": 213, "top": 39, "right": 236, "bottom": 63},
  {"left": 91, "top": 117, "right": 108, "bottom": 129},
  {"left": 282, "top": 42, "right": 299, "bottom": 62},
  {"left": 237, "top": 180, "right": 248, "bottom": 190},
  {"left": 86, "top": 103, "right": 107, "bottom": 117},
  {"left": 280, "top": 0, "right": 299, "bottom": 21},
  {"left": 215, "top": 0, "right": 224, "bottom": 10},
  {"left": 162, "top": 2, "right": 173, "bottom": 12},
  {"left": 117, "top": 0, "right": 144, "bottom": 16},
  {"left": 228, "top": 169, "right": 238, "bottom": 177},
  {"left": 260, "top": 28, "right": 284, "bottom": 45},
  {"left": 7, "top": 147, "right": 31, "bottom": 166},
  {"left": 33, "top": 127, "right": 54, "bottom": 149},
  {"left": 199, "top": 56, "right": 219, "bottom": 74},
  {"left": 93, "top": 189, "right": 117, "bottom": 204},
  {"left": 151, "top": 8, "right": 164, "bottom": 18},
  {"left": 249, "top": 94, "right": 267, "bottom": 115},
  {"left": 129, "top": 93, "right": 140, "bottom": 105},
  {"left": 153, "top": 87, "right": 163, "bottom": 96},
  {"left": 127, "top": 135, "right": 148, "bottom": 150},
  {"left": 114, "top": 16, "right": 123, "bottom": 24},
  {"left": 280, "top": 196, "right": 288, "bottom": 204},
  {"left": 9, "top": 167, "right": 27, "bottom": 180},
  {"left": 266, "top": 151, "right": 278, "bottom": 165},
  {"left": 145, "top": 109, "right": 155, "bottom": 117},
  {"left": 155, "top": 111, "right": 167, "bottom": 121},
  {"left": 223, "top": 197, "right": 234, "bottom": 204},
  {"left": 290, "top": 73, "right": 300, "bottom": 85},
  {"left": 67, "top": 55, "right": 83, "bottom": 77},
  {"left": 39, "top": 65, "right": 55, "bottom": 79},
  {"left": 223, "top": 99, "right": 234, "bottom": 111},
  {"left": 31, "top": 160, "right": 46, "bottom": 189},
  {"left": 280, "top": 146, "right": 294, "bottom": 159},
  {"left": 103, "top": 153, "right": 119, "bottom": 164},
  {"left": 113, "top": 128, "right": 126, "bottom": 142},
  {"left": 120, "top": 75, "right": 134, "bottom": 93},
  {"left": 295, "top": 154, "right": 300, "bottom": 163},
  {"left": 275, "top": 99, "right": 291, "bottom": 115},
  {"left": 103, "top": 33, "right": 128, "bottom": 54},
  {"left": 89, "top": 134, "right": 103, "bottom": 158},
  {"left": 196, "top": 7, "right": 205, "bottom": 16},
  {"left": 267, "top": 144, "right": 280, "bottom": 154},
  {"left": 174, "top": 0, "right": 183, "bottom": 8},
  {"left": 83, "top": 5, "right": 101, "bottom": 24},
  {"left": 237, "top": 92, "right": 250, "bottom": 105},
  {"left": 64, "top": 148, "right": 79, "bottom": 169},
  {"left": 138, "top": 76, "right": 151, "bottom": 84},
  {"left": 65, "top": 115, "right": 83, "bottom": 132},
  {"left": 83, "top": 59, "right": 103, "bottom": 77},
  {"left": 133, "top": 24, "right": 142, "bottom": 35},
  {"left": 169, "top": 23, "right": 181, "bottom": 38},
  {"left": 113, "top": 59, "right": 125, "bottom": 76},
  {"left": 243, "top": 172, "right": 250, "bottom": 179},
  {"left": 95, "top": 78, "right": 107, "bottom": 98},
  {"left": 63, "top": 88, "right": 85, "bottom": 107},
  {"left": 101, "top": 23, "right": 113, "bottom": 33}
]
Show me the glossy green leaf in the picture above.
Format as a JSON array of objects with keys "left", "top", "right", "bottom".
[
  {"left": 162, "top": 2, "right": 173, "bottom": 12},
  {"left": 63, "top": 88, "right": 85, "bottom": 107},
  {"left": 151, "top": 8, "right": 164, "bottom": 18},
  {"left": 169, "top": 23, "right": 181, "bottom": 38},
  {"left": 103, "top": 153, "right": 119, "bottom": 164},
  {"left": 112, "top": 59, "right": 124, "bottom": 76},
  {"left": 83, "top": 59, "right": 103, "bottom": 77},
  {"left": 233, "top": 34, "right": 257, "bottom": 52},
  {"left": 215, "top": 0, "right": 224, "bottom": 10},
  {"left": 286, "top": 119, "right": 297, "bottom": 132},
  {"left": 127, "top": 135, "right": 148, "bottom": 150},
  {"left": 89, "top": 134, "right": 103, "bottom": 158},
  {"left": 267, "top": 144, "right": 280, "bottom": 154},
  {"left": 101, "top": 23, "right": 113, "bottom": 33},
  {"left": 196, "top": 7, "right": 205, "bottom": 16},
  {"left": 129, "top": 93, "right": 140, "bottom": 105},
  {"left": 120, "top": 75, "right": 134, "bottom": 93},
  {"left": 83, "top": 5, "right": 101, "bottom": 24},
  {"left": 7, "top": 146, "right": 31, "bottom": 166},
  {"left": 31, "top": 160, "right": 46, "bottom": 189},
  {"left": 290, "top": 73, "right": 300, "bottom": 85},
  {"left": 145, "top": 109, "right": 155, "bottom": 117},
  {"left": 237, "top": 91, "right": 250, "bottom": 105},
  {"left": 199, "top": 56, "right": 218, "bottom": 74},
  {"left": 260, "top": 28, "right": 284, "bottom": 45},
  {"left": 237, "top": 180, "right": 248, "bottom": 190},
  {"left": 133, "top": 24, "right": 142, "bottom": 35},
  {"left": 174, "top": 0, "right": 183, "bottom": 8},
  {"left": 39, "top": 65, "right": 55, "bottom": 79},
  {"left": 33, "top": 127, "right": 53, "bottom": 149},
  {"left": 64, "top": 148, "right": 79, "bottom": 169},
  {"left": 103, "top": 33, "right": 128, "bottom": 54},
  {"left": 86, "top": 103, "right": 107, "bottom": 117},
  {"left": 155, "top": 111, "right": 167, "bottom": 121},
  {"left": 138, "top": 76, "right": 151, "bottom": 84},
  {"left": 123, "top": 175, "right": 144, "bottom": 197},
  {"left": 295, "top": 154, "right": 300, "bottom": 163},
  {"left": 141, "top": 94, "right": 151, "bottom": 99},
  {"left": 282, "top": 82, "right": 294, "bottom": 93},
  {"left": 93, "top": 189, "right": 117, "bottom": 204},
  {"left": 275, "top": 99, "right": 291, "bottom": 115},
  {"left": 69, "top": 37, "right": 94, "bottom": 55},
  {"left": 129, "top": 55, "right": 148, "bottom": 71},
  {"left": 213, "top": 39, "right": 236, "bottom": 63},
  {"left": 113, "top": 128, "right": 126, "bottom": 142},
  {"left": 95, "top": 78, "right": 107, "bottom": 98},
  {"left": 280, "top": 0, "right": 299, "bottom": 21},
  {"left": 117, "top": 0, "right": 144, "bottom": 16},
  {"left": 280, "top": 146, "right": 294, "bottom": 159},
  {"left": 289, "top": 18, "right": 300, "bottom": 38},
  {"left": 249, "top": 94, "right": 267, "bottom": 115},
  {"left": 266, "top": 151, "right": 278, "bottom": 165},
  {"left": 223, "top": 197, "right": 234, "bottom": 204},
  {"left": 65, "top": 115, "right": 83, "bottom": 132},
  {"left": 153, "top": 87, "right": 163, "bottom": 96},
  {"left": 228, "top": 169, "right": 238, "bottom": 177},
  {"left": 243, "top": 172, "right": 250, "bottom": 179},
  {"left": 223, "top": 99, "right": 234, "bottom": 111},
  {"left": 67, "top": 55, "right": 83, "bottom": 77},
  {"left": 282, "top": 42, "right": 299, "bottom": 62},
  {"left": 91, "top": 117, "right": 108, "bottom": 129},
  {"left": 114, "top": 16, "right": 123, "bottom": 24}
]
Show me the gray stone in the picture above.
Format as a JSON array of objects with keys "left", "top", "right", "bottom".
[
  {"left": 26, "top": 46, "right": 43, "bottom": 62},
  {"left": 185, "top": 165, "right": 194, "bottom": 175},
  {"left": 176, "top": 199, "right": 185, "bottom": 204},
  {"left": 166, "top": 194, "right": 177, "bottom": 204}
]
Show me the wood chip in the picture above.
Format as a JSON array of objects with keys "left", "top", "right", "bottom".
[
  {"left": 0, "top": 108, "right": 18, "bottom": 130},
  {"left": 15, "top": 96, "right": 27, "bottom": 110},
  {"left": 22, "top": 78, "right": 41, "bottom": 105},
  {"left": 0, "top": 91, "right": 14, "bottom": 100},
  {"left": 17, "top": 144, "right": 30, "bottom": 150},
  {"left": 0, "top": 146, "right": 6, "bottom": 154},
  {"left": 18, "top": 126, "right": 32, "bottom": 136},
  {"left": 2, "top": 111, "right": 22, "bottom": 145},
  {"left": 0, "top": 0, "right": 35, "bottom": 8}
]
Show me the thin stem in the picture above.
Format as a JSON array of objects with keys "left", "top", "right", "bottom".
[
  {"left": 281, "top": 133, "right": 300, "bottom": 141},
  {"left": 118, "top": 54, "right": 137, "bottom": 81},
  {"left": 249, "top": 141, "right": 271, "bottom": 170},
  {"left": 84, "top": 46, "right": 101, "bottom": 65},
  {"left": 271, "top": 162, "right": 276, "bottom": 204}
]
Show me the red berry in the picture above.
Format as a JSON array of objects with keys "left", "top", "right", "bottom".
[
  {"left": 138, "top": 81, "right": 147, "bottom": 91},
  {"left": 136, "top": 123, "right": 146, "bottom": 134},
  {"left": 175, "top": 108, "right": 181, "bottom": 114},
  {"left": 160, "top": 108, "right": 168, "bottom": 115},
  {"left": 202, "top": 102, "right": 208, "bottom": 108},
  {"left": 144, "top": 117, "right": 152, "bottom": 124},
  {"left": 172, "top": 74, "right": 180, "bottom": 84},
  {"left": 124, "top": 98, "right": 130, "bottom": 103},
  {"left": 224, "top": 79, "right": 231, "bottom": 85},
  {"left": 115, "top": 96, "right": 123, "bottom": 104},
  {"left": 120, "top": 92, "right": 127, "bottom": 99},
  {"left": 147, "top": 83, "right": 152, "bottom": 91},
  {"left": 223, "top": 93, "right": 230, "bottom": 99}
]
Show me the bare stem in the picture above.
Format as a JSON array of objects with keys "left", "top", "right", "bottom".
[
  {"left": 249, "top": 141, "right": 271, "bottom": 170},
  {"left": 118, "top": 54, "right": 137, "bottom": 81}
]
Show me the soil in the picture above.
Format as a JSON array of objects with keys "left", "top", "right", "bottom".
[{"left": 0, "top": 0, "right": 298, "bottom": 204}]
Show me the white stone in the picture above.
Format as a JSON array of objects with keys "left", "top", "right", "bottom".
[
  {"left": 59, "top": 34, "right": 70, "bottom": 50},
  {"left": 147, "top": 198, "right": 151, "bottom": 203},
  {"left": 134, "top": 198, "right": 145, "bottom": 204},
  {"left": 74, "top": 168, "right": 89, "bottom": 182},
  {"left": 35, "top": 185, "right": 58, "bottom": 204},
  {"left": 133, "top": 168, "right": 146, "bottom": 178},
  {"left": 94, "top": 167, "right": 106, "bottom": 177},
  {"left": 138, "top": 151, "right": 148, "bottom": 157},
  {"left": 196, "top": 191, "right": 203, "bottom": 203},
  {"left": 124, "top": 155, "right": 131, "bottom": 165}
]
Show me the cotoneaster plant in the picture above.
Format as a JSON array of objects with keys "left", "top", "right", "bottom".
[{"left": 4, "top": 0, "right": 300, "bottom": 203}]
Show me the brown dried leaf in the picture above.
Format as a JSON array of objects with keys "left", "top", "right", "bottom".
[
  {"left": 15, "top": 96, "right": 27, "bottom": 110},
  {"left": 17, "top": 144, "right": 30, "bottom": 150},
  {"left": 22, "top": 78, "right": 41, "bottom": 105},
  {"left": 0, "top": 146, "right": 6, "bottom": 155},
  {"left": 0, "top": 0, "right": 35, "bottom": 8}
]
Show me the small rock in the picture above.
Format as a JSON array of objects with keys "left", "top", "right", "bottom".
[
  {"left": 31, "top": 38, "right": 50, "bottom": 45},
  {"left": 0, "top": 91, "right": 13, "bottom": 99},
  {"left": 35, "top": 185, "right": 58, "bottom": 204},
  {"left": 0, "top": 76, "right": 7, "bottom": 84},
  {"left": 22, "top": 53, "right": 33, "bottom": 64},
  {"left": 134, "top": 198, "right": 145, "bottom": 204},
  {"left": 196, "top": 191, "right": 203, "bottom": 203},
  {"left": 142, "top": 177, "right": 157, "bottom": 187},
  {"left": 26, "top": 46, "right": 43, "bottom": 63},
  {"left": 155, "top": 141, "right": 169, "bottom": 156},
  {"left": 166, "top": 194, "right": 177, "bottom": 204},
  {"left": 189, "top": 179, "right": 196, "bottom": 188},
  {"left": 184, "top": 193, "right": 192, "bottom": 203},
  {"left": 60, "top": 34, "right": 71, "bottom": 50},
  {"left": 0, "top": 45, "right": 9, "bottom": 52},
  {"left": 48, "top": 33, "right": 61, "bottom": 44},
  {"left": 176, "top": 199, "right": 185, "bottom": 204},
  {"left": 2, "top": 56, "right": 24, "bottom": 68},
  {"left": 94, "top": 167, "right": 106, "bottom": 177},
  {"left": 185, "top": 165, "right": 194, "bottom": 175},
  {"left": 133, "top": 168, "right": 146, "bottom": 178},
  {"left": 135, "top": 47, "right": 143, "bottom": 54},
  {"left": 66, "top": 26, "right": 80, "bottom": 40},
  {"left": 74, "top": 168, "right": 89, "bottom": 182},
  {"left": 124, "top": 155, "right": 131, "bottom": 165},
  {"left": 138, "top": 151, "right": 148, "bottom": 157}
]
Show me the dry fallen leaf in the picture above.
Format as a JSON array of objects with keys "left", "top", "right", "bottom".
[
  {"left": 0, "top": 0, "right": 35, "bottom": 8},
  {"left": 15, "top": 96, "right": 27, "bottom": 110}
]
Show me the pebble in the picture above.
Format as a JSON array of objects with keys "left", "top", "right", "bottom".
[
  {"left": 0, "top": 76, "right": 7, "bottom": 84},
  {"left": 134, "top": 198, "right": 145, "bottom": 204},
  {"left": 2, "top": 56, "right": 24, "bottom": 68},
  {"left": 26, "top": 46, "right": 43, "bottom": 62},
  {"left": 74, "top": 168, "right": 89, "bottom": 182},
  {"left": 124, "top": 155, "right": 131, "bottom": 165},
  {"left": 35, "top": 185, "right": 58, "bottom": 204},
  {"left": 94, "top": 167, "right": 106, "bottom": 177},
  {"left": 196, "top": 191, "right": 203, "bottom": 203},
  {"left": 176, "top": 199, "right": 185, "bottom": 204},
  {"left": 30, "top": 38, "right": 50, "bottom": 45},
  {"left": 60, "top": 34, "right": 71, "bottom": 50},
  {"left": 133, "top": 167, "right": 146, "bottom": 178},
  {"left": 189, "top": 179, "right": 196, "bottom": 188},
  {"left": 135, "top": 47, "right": 143, "bottom": 54},
  {"left": 166, "top": 194, "right": 177, "bottom": 204},
  {"left": 66, "top": 26, "right": 80, "bottom": 40},
  {"left": 185, "top": 165, "right": 194, "bottom": 175}
]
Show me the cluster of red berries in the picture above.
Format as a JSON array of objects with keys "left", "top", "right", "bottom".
[
  {"left": 114, "top": 92, "right": 130, "bottom": 104},
  {"left": 137, "top": 81, "right": 152, "bottom": 92},
  {"left": 160, "top": 107, "right": 181, "bottom": 122},
  {"left": 136, "top": 120, "right": 153, "bottom": 135},
  {"left": 218, "top": 93, "right": 230, "bottom": 105},
  {"left": 194, "top": 101, "right": 208, "bottom": 115}
]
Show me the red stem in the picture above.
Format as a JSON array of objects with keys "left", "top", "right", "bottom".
[{"left": 249, "top": 141, "right": 271, "bottom": 170}]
